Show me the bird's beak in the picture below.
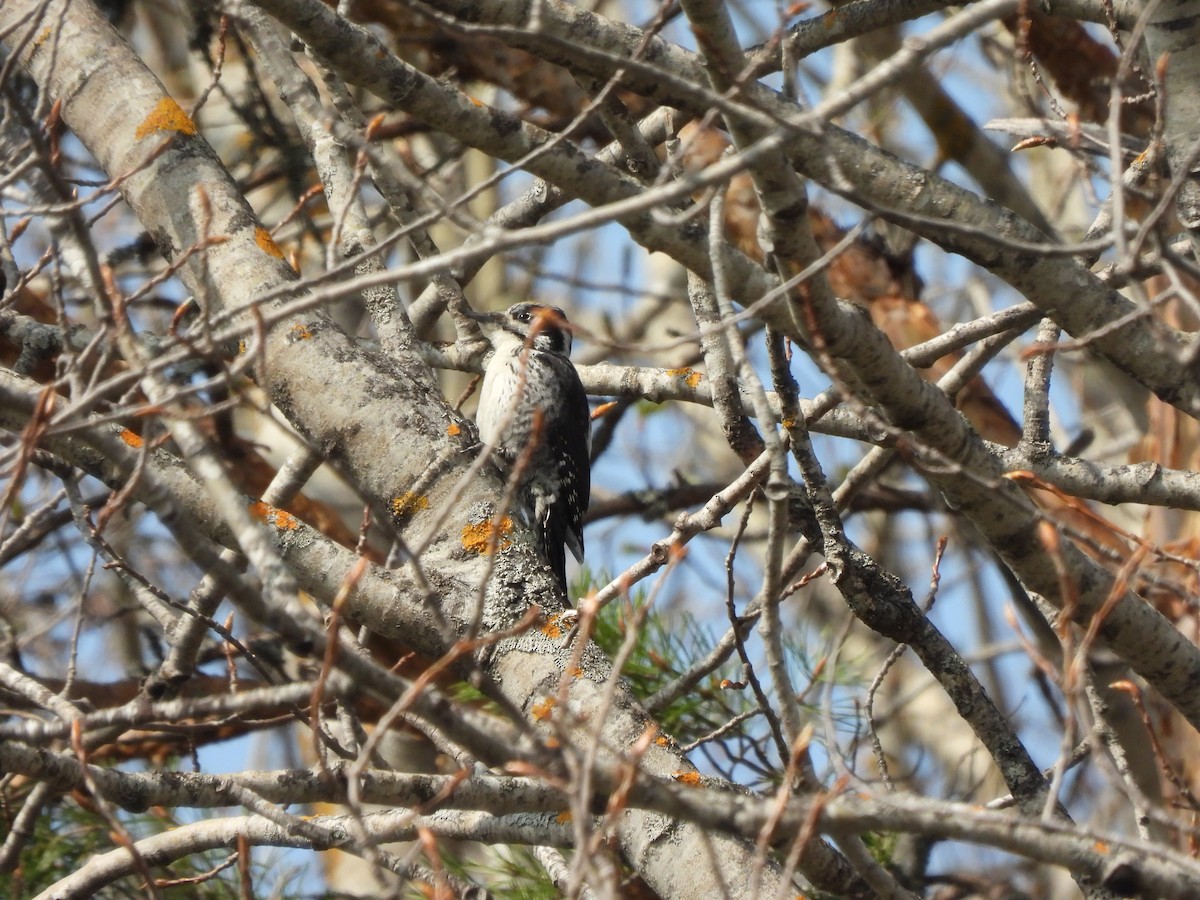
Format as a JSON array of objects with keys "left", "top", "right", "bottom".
[{"left": 461, "top": 307, "right": 506, "bottom": 331}]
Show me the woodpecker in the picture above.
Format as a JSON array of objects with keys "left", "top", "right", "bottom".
[{"left": 469, "top": 302, "right": 590, "bottom": 598}]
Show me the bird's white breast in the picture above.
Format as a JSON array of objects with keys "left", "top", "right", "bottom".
[{"left": 476, "top": 345, "right": 523, "bottom": 449}]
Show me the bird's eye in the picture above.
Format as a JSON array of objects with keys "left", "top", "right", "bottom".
[{"left": 516, "top": 310, "right": 531, "bottom": 323}]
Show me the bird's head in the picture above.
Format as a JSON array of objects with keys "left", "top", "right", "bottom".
[{"left": 467, "top": 302, "right": 574, "bottom": 356}]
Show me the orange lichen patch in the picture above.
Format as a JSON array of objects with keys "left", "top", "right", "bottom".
[
  {"left": 32, "top": 27, "right": 53, "bottom": 51},
  {"left": 569, "top": 666, "right": 584, "bottom": 678},
  {"left": 288, "top": 323, "right": 313, "bottom": 341},
  {"left": 531, "top": 697, "right": 556, "bottom": 721},
  {"left": 461, "top": 516, "right": 513, "bottom": 554},
  {"left": 671, "top": 771, "right": 703, "bottom": 786},
  {"left": 555, "top": 811, "right": 572, "bottom": 825},
  {"left": 447, "top": 421, "right": 461, "bottom": 437},
  {"left": 666, "top": 366, "right": 703, "bottom": 389},
  {"left": 135, "top": 97, "right": 197, "bottom": 139},
  {"left": 655, "top": 735, "right": 670, "bottom": 747},
  {"left": 255, "top": 227, "right": 285, "bottom": 259},
  {"left": 249, "top": 500, "right": 300, "bottom": 531},
  {"left": 540, "top": 615, "right": 564, "bottom": 639},
  {"left": 1094, "top": 841, "right": 1110, "bottom": 854},
  {"left": 117, "top": 428, "right": 144, "bottom": 449},
  {"left": 392, "top": 492, "right": 430, "bottom": 517},
  {"left": 781, "top": 417, "right": 797, "bottom": 429},
  {"left": 466, "top": 95, "right": 485, "bottom": 108}
]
